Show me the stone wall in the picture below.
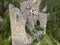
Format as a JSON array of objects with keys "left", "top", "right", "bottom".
[
  {"left": 9, "top": 0, "right": 48, "bottom": 45},
  {"left": 9, "top": 4, "right": 33, "bottom": 45}
]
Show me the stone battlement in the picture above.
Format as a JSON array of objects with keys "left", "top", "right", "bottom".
[{"left": 9, "top": 0, "right": 48, "bottom": 45}]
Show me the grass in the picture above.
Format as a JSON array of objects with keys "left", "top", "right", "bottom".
[
  {"left": 40, "top": 34, "right": 57, "bottom": 45},
  {"left": 4, "top": 36, "right": 12, "bottom": 45}
]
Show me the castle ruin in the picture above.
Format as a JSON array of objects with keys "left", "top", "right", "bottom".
[{"left": 9, "top": 0, "right": 48, "bottom": 45}]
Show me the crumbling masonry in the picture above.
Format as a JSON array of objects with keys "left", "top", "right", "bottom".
[{"left": 9, "top": 0, "right": 48, "bottom": 45}]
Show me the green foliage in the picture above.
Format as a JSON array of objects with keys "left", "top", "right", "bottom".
[
  {"left": 0, "top": 0, "right": 12, "bottom": 45},
  {"left": 0, "top": 15, "right": 11, "bottom": 39},
  {"left": 40, "top": 34, "right": 57, "bottom": 45},
  {"left": 39, "top": 34, "right": 45, "bottom": 40},
  {"left": 0, "top": 2, "right": 5, "bottom": 17},
  {"left": 46, "top": 30, "right": 52, "bottom": 36},
  {"left": 0, "top": 35, "right": 12, "bottom": 45},
  {"left": 39, "top": 0, "right": 48, "bottom": 12},
  {"left": 35, "top": 24, "right": 43, "bottom": 31},
  {"left": 0, "top": 15, "right": 12, "bottom": 45},
  {"left": 32, "top": 39, "right": 39, "bottom": 45},
  {"left": 0, "top": 15, "right": 11, "bottom": 42},
  {"left": 13, "top": 0, "right": 21, "bottom": 8},
  {"left": 3, "top": 0, "right": 21, "bottom": 9},
  {"left": 4, "top": 37, "right": 12, "bottom": 45},
  {"left": 35, "top": 20, "right": 43, "bottom": 31},
  {"left": 0, "top": 35, "right": 4, "bottom": 45},
  {"left": 40, "top": 0, "right": 60, "bottom": 43},
  {"left": 8, "top": 0, "right": 21, "bottom": 8},
  {"left": 0, "top": 0, "right": 21, "bottom": 17}
]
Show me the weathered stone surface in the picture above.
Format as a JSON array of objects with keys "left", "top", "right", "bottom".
[
  {"left": 9, "top": 0, "right": 48, "bottom": 45},
  {"left": 9, "top": 4, "right": 33, "bottom": 45}
]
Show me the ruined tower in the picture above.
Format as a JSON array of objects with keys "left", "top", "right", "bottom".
[
  {"left": 9, "top": 0, "right": 48, "bottom": 45},
  {"left": 9, "top": 4, "right": 33, "bottom": 45}
]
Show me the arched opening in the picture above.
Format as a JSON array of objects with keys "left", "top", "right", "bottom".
[
  {"left": 34, "top": 20, "right": 43, "bottom": 31},
  {"left": 36, "top": 20, "right": 40, "bottom": 25}
]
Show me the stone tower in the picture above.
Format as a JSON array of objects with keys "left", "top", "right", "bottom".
[
  {"left": 20, "top": 0, "right": 48, "bottom": 32},
  {"left": 9, "top": 4, "right": 33, "bottom": 45},
  {"left": 9, "top": 0, "right": 48, "bottom": 45}
]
